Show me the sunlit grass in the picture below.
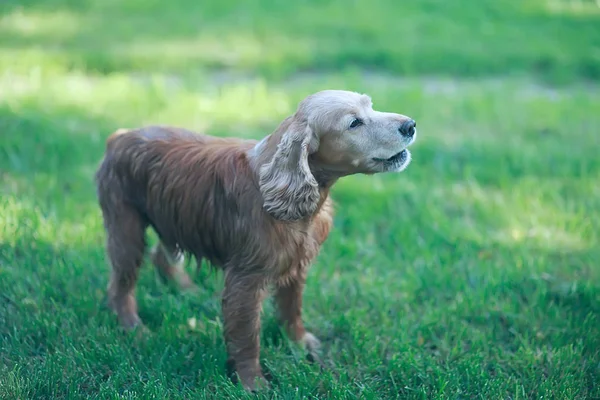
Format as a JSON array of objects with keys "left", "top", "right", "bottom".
[
  {"left": 544, "top": 0, "right": 600, "bottom": 15},
  {"left": 0, "top": 8, "right": 80, "bottom": 38}
]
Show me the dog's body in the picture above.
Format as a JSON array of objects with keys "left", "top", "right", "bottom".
[{"left": 95, "top": 90, "right": 416, "bottom": 390}]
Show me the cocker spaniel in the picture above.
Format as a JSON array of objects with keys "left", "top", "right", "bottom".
[{"left": 95, "top": 89, "right": 417, "bottom": 390}]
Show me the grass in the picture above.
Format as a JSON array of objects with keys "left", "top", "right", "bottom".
[
  {"left": 1, "top": 0, "right": 600, "bottom": 82},
  {"left": 1, "top": 0, "right": 599, "bottom": 398}
]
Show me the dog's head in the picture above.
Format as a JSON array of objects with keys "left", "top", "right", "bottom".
[{"left": 256, "top": 90, "right": 417, "bottom": 221}]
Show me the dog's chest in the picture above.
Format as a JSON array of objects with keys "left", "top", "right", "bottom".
[{"left": 267, "top": 223, "right": 324, "bottom": 281}]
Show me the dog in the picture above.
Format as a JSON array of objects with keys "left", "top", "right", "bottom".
[{"left": 94, "top": 89, "right": 417, "bottom": 390}]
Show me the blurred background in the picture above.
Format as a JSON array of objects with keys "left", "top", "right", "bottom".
[{"left": 1, "top": 0, "right": 599, "bottom": 398}]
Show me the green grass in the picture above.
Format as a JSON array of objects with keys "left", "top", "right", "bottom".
[
  {"left": 1, "top": 0, "right": 599, "bottom": 398},
  {"left": 1, "top": 0, "right": 600, "bottom": 82}
]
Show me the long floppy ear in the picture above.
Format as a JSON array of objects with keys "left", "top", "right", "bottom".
[{"left": 258, "top": 119, "right": 320, "bottom": 221}]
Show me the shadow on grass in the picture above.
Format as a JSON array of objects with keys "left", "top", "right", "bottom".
[{"left": 0, "top": 103, "right": 111, "bottom": 204}]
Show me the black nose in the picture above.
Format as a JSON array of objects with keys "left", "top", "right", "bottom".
[{"left": 399, "top": 119, "right": 416, "bottom": 137}]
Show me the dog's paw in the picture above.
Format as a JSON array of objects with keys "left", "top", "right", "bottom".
[
  {"left": 241, "top": 373, "right": 270, "bottom": 392},
  {"left": 228, "top": 361, "right": 270, "bottom": 392},
  {"left": 302, "top": 332, "right": 321, "bottom": 353},
  {"left": 302, "top": 332, "right": 324, "bottom": 366}
]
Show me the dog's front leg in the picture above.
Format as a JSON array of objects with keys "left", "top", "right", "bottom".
[
  {"left": 221, "top": 270, "right": 268, "bottom": 391},
  {"left": 274, "top": 276, "right": 322, "bottom": 363}
]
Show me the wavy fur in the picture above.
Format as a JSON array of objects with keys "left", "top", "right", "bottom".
[{"left": 94, "top": 89, "right": 416, "bottom": 391}]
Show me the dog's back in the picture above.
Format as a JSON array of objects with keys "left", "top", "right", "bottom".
[
  {"left": 95, "top": 126, "right": 261, "bottom": 266},
  {"left": 97, "top": 126, "right": 206, "bottom": 225}
]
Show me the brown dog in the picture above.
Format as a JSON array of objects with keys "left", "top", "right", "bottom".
[{"left": 95, "top": 89, "right": 417, "bottom": 390}]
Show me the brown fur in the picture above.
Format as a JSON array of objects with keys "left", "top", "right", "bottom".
[{"left": 94, "top": 90, "right": 416, "bottom": 390}]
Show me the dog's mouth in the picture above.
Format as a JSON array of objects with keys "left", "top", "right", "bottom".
[
  {"left": 372, "top": 149, "right": 409, "bottom": 164},
  {"left": 370, "top": 132, "right": 416, "bottom": 172},
  {"left": 371, "top": 148, "right": 411, "bottom": 172}
]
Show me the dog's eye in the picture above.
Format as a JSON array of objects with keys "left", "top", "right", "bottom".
[{"left": 349, "top": 118, "right": 363, "bottom": 129}]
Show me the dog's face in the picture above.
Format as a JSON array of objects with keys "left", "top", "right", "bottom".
[
  {"left": 258, "top": 90, "right": 417, "bottom": 221},
  {"left": 301, "top": 90, "right": 416, "bottom": 175}
]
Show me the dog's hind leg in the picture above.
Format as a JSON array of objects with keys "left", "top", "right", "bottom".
[
  {"left": 150, "top": 241, "right": 196, "bottom": 291},
  {"left": 103, "top": 205, "right": 147, "bottom": 331}
]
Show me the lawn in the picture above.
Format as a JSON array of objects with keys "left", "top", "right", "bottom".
[{"left": 1, "top": 0, "right": 599, "bottom": 398}]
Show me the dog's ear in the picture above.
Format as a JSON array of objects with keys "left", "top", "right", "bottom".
[{"left": 259, "top": 119, "right": 320, "bottom": 221}]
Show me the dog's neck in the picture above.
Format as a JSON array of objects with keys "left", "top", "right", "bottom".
[{"left": 309, "top": 163, "right": 339, "bottom": 189}]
